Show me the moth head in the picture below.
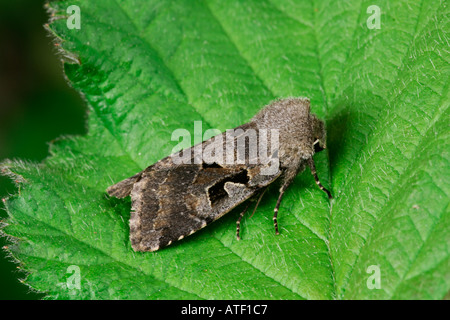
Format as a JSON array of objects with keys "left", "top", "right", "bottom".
[{"left": 311, "top": 114, "right": 326, "bottom": 153}]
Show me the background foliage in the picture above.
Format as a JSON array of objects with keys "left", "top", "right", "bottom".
[{"left": 0, "top": 0, "right": 85, "bottom": 299}]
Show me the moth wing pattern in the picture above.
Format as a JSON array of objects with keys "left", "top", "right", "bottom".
[
  {"left": 107, "top": 122, "right": 281, "bottom": 252},
  {"left": 106, "top": 173, "right": 141, "bottom": 199}
]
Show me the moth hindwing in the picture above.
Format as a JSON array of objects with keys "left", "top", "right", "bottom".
[{"left": 107, "top": 97, "right": 332, "bottom": 252}]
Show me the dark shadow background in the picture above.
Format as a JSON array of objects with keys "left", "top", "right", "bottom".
[{"left": 0, "top": 0, "right": 86, "bottom": 299}]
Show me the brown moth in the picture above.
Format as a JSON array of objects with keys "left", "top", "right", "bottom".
[{"left": 107, "top": 97, "right": 331, "bottom": 252}]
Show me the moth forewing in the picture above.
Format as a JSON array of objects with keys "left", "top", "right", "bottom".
[{"left": 107, "top": 97, "right": 331, "bottom": 252}]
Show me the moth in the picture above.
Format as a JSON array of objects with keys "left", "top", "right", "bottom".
[{"left": 107, "top": 97, "right": 332, "bottom": 252}]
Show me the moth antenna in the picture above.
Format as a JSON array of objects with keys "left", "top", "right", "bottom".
[
  {"left": 307, "top": 157, "right": 332, "bottom": 199},
  {"left": 249, "top": 187, "right": 268, "bottom": 219}
]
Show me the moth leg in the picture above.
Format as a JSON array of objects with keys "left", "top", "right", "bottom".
[
  {"left": 236, "top": 201, "right": 252, "bottom": 241},
  {"left": 249, "top": 187, "right": 268, "bottom": 218},
  {"left": 236, "top": 187, "right": 268, "bottom": 240},
  {"left": 273, "top": 184, "right": 288, "bottom": 235},
  {"left": 307, "top": 157, "right": 332, "bottom": 199}
]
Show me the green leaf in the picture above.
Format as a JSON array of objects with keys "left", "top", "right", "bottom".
[{"left": 1, "top": 0, "right": 448, "bottom": 299}]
